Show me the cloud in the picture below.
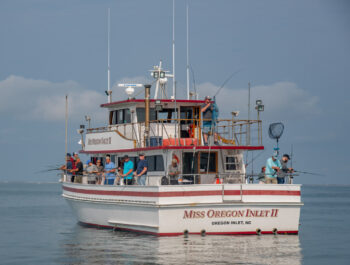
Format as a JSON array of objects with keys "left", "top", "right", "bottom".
[
  {"left": 197, "top": 81, "right": 320, "bottom": 121},
  {"left": 0, "top": 75, "right": 106, "bottom": 122},
  {"left": 0, "top": 75, "right": 319, "bottom": 126}
]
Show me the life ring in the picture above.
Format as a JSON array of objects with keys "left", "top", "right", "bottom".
[
  {"left": 173, "top": 154, "right": 180, "bottom": 164},
  {"left": 188, "top": 124, "right": 195, "bottom": 138}
]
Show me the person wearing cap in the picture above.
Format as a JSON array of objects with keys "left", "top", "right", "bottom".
[
  {"left": 95, "top": 159, "right": 104, "bottom": 184},
  {"left": 120, "top": 155, "right": 134, "bottom": 185},
  {"left": 134, "top": 153, "right": 148, "bottom": 185},
  {"left": 86, "top": 160, "right": 98, "bottom": 184},
  {"left": 168, "top": 159, "right": 180, "bottom": 185},
  {"left": 70, "top": 156, "right": 83, "bottom": 183},
  {"left": 258, "top": 166, "right": 266, "bottom": 184},
  {"left": 103, "top": 155, "right": 116, "bottom": 185},
  {"left": 278, "top": 154, "right": 294, "bottom": 184},
  {"left": 60, "top": 154, "right": 73, "bottom": 182},
  {"left": 201, "top": 96, "right": 219, "bottom": 146},
  {"left": 265, "top": 155, "right": 282, "bottom": 184}
]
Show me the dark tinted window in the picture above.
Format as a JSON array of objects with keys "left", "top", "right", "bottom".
[
  {"left": 199, "top": 152, "right": 217, "bottom": 173},
  {"left": 225, "top": 156, "right": 238, "bottom": 170},
  {"left": 145, "top": 155, "right": 164, "bottom": 171},
  {"left": 183, "top": 152, "right": 198, "bottom": 174},
  {"left": 136, "top": 108, "right": 156, "bottom": 122}
]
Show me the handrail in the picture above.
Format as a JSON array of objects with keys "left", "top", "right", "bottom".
[
  {"left": 85, "top": 118, "right": 262, "bottom": 147},
  {"left": 60, "top": 172, "right": 298, "bottom": 185}
]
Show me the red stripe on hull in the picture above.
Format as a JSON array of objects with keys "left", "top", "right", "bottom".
[
  {"left": 79, "top": 222, "right": 298, "bottom": 236},
  {"left": 224, "top": 190, "right": 301, "bottom": 196},
  {"left": 63, "top": 186, "right": 300, "bottom": 197},
  {"left": 63, "top": 186, "right": 221, "bottom": 197},
  {"left": 80, "top": 145, "right": 264, "bottom": 154}
]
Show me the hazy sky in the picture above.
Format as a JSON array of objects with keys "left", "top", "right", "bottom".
[{"left": 0, "top": 0, "right": 349, "bottom": 184}]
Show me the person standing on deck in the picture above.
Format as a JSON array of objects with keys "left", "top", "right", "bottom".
[
  {"left": 201, "top": 96, "right": 219, "bottom": 146},
  {"left": 95, "top": 159, "right": 104, "bottom": 184},
  {"left": 104, "top": 155, "right": 116, "bottom": 185},
  {"left": 70, "top": 156, "right": 83, "bottom": 183},
  {"left": 60, "top": 153, "right": 73, "bottom": 182},
  {"left": 168, "top": 159, "right": 180, "bottom": 185},
  {"left": 120, "top": 155, "right": 134, "bottom": 185},
  {"left": 278, "top": 154, "right": 294, "bottom": 184},
  {"left": 134, "top": 153, "right": 148, "bottom": 185},
  {"left": 265, "top": 155, "right": 281, "bottom": 184},
  {"left": 86, "top": 160, "right": 98, "bottom": 184},
  {"left": 258, "top": 166, "right": 266, "bottom": 184}
]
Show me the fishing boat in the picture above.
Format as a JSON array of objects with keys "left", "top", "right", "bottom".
[{"left": 61, "top": 61, "right": 303, "bottom": 236}]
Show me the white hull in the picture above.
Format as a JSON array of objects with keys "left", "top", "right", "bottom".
[{"left": 62, "top": 183, "right": 302, "bottom": 236}]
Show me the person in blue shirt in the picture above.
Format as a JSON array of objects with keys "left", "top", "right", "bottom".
[
  {"left": 134, "top": 153, "right": 148, "bottom": 186},
  {"left": 201, "top": 96, "right": 219, "bottom": 146},
  {"left": 265, "top": 155, "right": 282, "bottom": 184},
  {"left": 103, "top": 155, "right": 116, "bottom": 185},
  {"left": 60, "top": 153, "right": 73, "bottom": 182},
  {"left": 120, "top": 155, "right": 134, "bottom": 185}
]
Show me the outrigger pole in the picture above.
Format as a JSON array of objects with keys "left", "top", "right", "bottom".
[
  {"left": 172, "top": 0, "right": 176, "bottom": 99},
  {"left": 65, "top": 94, "right": 68, "bottom": 177},
  {"left": 186, "top": 0, "right": 190, "bottom": 100},
  {"left": 107, "top": 8, "right": 111, "bottom": 103}
]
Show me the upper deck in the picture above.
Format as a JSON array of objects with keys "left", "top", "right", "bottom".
[{"left": 81, "top": 98, "right": 263, "bottom": 154}]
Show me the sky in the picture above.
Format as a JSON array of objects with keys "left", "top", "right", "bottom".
[{"left": 0, "top": 0, "right": 349, "bottom": 184}]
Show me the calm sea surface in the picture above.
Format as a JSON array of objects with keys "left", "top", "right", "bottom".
[{"left": 0, "top": 183, "right": 349, "bottom": 265}]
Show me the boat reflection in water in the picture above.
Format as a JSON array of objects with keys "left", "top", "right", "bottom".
[{"left": 61, "top": 225, "right": 301, "bottom": 265}]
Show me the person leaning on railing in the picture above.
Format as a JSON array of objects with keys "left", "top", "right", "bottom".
[
  {"left": 95, "top": 159, "right": 104, "bottom": 184},
  {"left": 134, "top": 153, "right": 148, "bottom": 185},
  {"left": 70, "top": 156, "right": 84, "bottom": 183},
  {"left": 120, "top": 155, "right": 134, "bottom": 185},
  {"left": 103, "top": 155, "right": 116, "bottom": 185},
  {"left": 86, "top": 160, "right": 98, "bottom": 184},
  {"left": 278, "top": 154, "right": 294, "bottom": 184},
  {"left": 265, "top": 155, "right": 282, "bottom": 184},
  {"left": 60, "top": 153, "right": 73, "bottom": 182}
]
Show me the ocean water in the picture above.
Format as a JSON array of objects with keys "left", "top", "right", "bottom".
[{"left": 0, "top": 183, "right": 349, "bottom": 265}]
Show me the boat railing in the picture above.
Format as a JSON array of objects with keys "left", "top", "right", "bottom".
[
  {"left": 86, "top": 118, "right": 262, "bottom": 147},
  {"left": 60, "top": 172, "right": 297, "bottom": 185}
]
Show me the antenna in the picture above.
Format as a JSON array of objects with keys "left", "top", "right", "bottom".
[
  {"left": 107, "top": 8, "right": 111, "bottom": 103},
  {"left": 172, "top": 0, "right": 176, "bottom": 99},
  {"left": 247, "top": 81, "right": 251, "bottom": 145},
  {"left": 186, "top": 0, "right": 190, "bottom": 100},
  {"left": 65, "top": 95, "right": 68, "bottom": 177}
]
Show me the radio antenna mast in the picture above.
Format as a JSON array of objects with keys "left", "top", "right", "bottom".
[
  {"left": 172, "top": 0, "right": 176, "bottom": 99},
  {"left": 186, "top": 0, "right": 190, "bottom": 99},
  {"left": 107, "top": 8, "right": 111, "bottom": 103}
]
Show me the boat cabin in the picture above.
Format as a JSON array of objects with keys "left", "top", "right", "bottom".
[{"left": 79, "top": 96, "right": 263, "bottom": 186}]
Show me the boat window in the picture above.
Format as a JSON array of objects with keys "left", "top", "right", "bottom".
[
  {"left": 199, "top": 152, "right": 217, "bottom": 173},
  {"left": 124, "top": 109, "right": 131, "bottom": 123},
  {"left": 225, "top": 156, "right": 239, "bottom": 171},
  {"left": 109, "top": 109, "right": 132, "bottom": 124},
  {"left": 156, "top": 108, "right": 175, "bottom": 122},
  {"left": 183, "top": 152, "right": 198, "bottom": 174},
  {"left": 146, "top": 155, "right": 164, "bottom": 171},
  {"left": 136, "top": 108, "right": 156, "bottom": 122}
]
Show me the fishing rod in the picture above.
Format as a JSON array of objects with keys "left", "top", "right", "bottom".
[
  {"left": 213, "top": 69, "right": 242, "bottom": 98},
  {"left": 245, "top": 150, "right": 265, "bottom": 167},
  {"left": 293, "top": 170, "right": 324, "bottom": 176}
]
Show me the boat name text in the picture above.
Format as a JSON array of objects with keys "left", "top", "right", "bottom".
[
  {"left": 88, "top": 137, "right": 112, "bottom": 145},
  {"left": 183, "top": 209, "right": 279, "bottom": 219}
]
